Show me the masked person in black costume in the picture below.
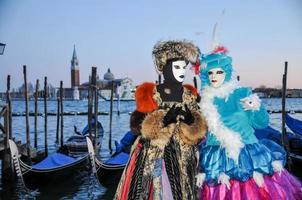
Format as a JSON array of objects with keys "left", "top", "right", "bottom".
[{"left": 115, "top": 40, "right": 207, "bottom": 200}]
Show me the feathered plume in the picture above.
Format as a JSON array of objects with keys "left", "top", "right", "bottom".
[
  {"left": 213, "top": 45, "right": 228, "bottom": 54},
  {"left": 211, "top": 22, "right": 219, "bottom": 50},
  {"left": 210, "top": 9, "right": 226, "bottom": 51}
]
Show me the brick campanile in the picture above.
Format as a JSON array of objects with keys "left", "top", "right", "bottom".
[{"left": 71, "top": 45, "right": 80, "bottom": 88}]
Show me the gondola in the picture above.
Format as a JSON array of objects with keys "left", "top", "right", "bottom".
[
  {"left": 254, "top": 126, "right": 302, "bottom": 155},
  {"left": 286, "top": 113, "right": 302, "bottom": 136},
  {"left": 9, "top": 139, "right": 89, "bottom": 189},
  {"left": 254, "top": 126, "right": 302, "bottom": 179},
  {"left": 63, "top": 119, "right": 104, "bottom": 156},
  {"left": 86, "top": 137, "right": 128, "bottom": 187}
]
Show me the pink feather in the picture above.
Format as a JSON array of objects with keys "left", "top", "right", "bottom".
[{"left": 213, "top": 46, "right": 228, "bottom": 54}]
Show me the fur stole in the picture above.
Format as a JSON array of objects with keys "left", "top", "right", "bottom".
[
  {"left": 135, "top": 82, "right": 158, "bottom": 113},
  {"left": 141, "top": 110, "right": 174, "bottom": 149},
  {"left": 179, "top": 111, "right": 207, "bottom": 145}
]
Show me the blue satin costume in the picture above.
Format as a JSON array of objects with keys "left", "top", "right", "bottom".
[{"left": 199, "top": 52, "right": 286, "bottom": 186}]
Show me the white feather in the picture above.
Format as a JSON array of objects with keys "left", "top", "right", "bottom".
[
  {"left": 211, "top": 22, "right": 219, "bottom": 51},
  {"left": 272, "top": 160, "right": 284, "bottom": 175},
  {"left": 199, "top": 79, "right": 244, "bottom": 162},
  {"left": 253, "top": 171, "right": 264, "bottom": 187},
  {"left": 210, "top": 9, "right": 226, "bottom": 51},
  {"left": 196, "top": 173, "right": 206, "bottom": 188},
  {"left": 218, "top": 173, "right": 231, "bottom": 190}
]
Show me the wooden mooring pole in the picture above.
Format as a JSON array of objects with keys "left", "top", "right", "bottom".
[
  {"left": 109, "top": 81, "right": 114, "bottom": 154},
  {"left": 60, "top": 81, "right": 64, "bottom": 147},
  {"left": 2, "top": 75, "right": 13, "bottom": 183},
  {"left": 23, "top": 65, "right": 32, "bottom": 164},
  {"left": 6, "top": 75, "right": 12, "bottom": 140},
  {"left": 117, "top": 94, "right": 120, "bottom": 116},
  {"left": 92, "top": 67, "right": 98, "bottom": 148},
  {"left": 281, "top": 61, "right": 288, "bottom": 148},
  {"left": 281, "top": 61, "right": 292, "bottom": 171},
  {"left": 1, "top": 105, "right": 12, "bottom": 184},
  {"left": 88, "top": 73, "right": 93, "bottom": 140},
  {"left": 44, "top": 76, "right": 48, "bottom": 157},
  {"left": 56, "top": 97, "right": 60, "bottom": 143},
  {"left": 34, "top": 79, "right": 39, "bottom": 148}
]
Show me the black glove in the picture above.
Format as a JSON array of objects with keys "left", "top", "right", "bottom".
[
  {"left": 163, "top": 105, "right": 182, "bottom": 127},
  {"left": 179, "top": 104, "right": 194, "bottom": 125}
]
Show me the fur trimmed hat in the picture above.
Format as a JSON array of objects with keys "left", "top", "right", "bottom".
[{"left": 152, "top": 40, "right": 200, "bottom": 73}]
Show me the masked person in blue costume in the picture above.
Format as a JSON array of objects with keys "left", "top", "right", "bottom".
[{"left": 196, "top": 46, "right": 302, "bottom": 200}]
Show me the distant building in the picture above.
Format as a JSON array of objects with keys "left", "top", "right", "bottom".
[
  {"left": 255, "top": 92, "right": 267, "bottom": 98},
  {"left": 253, "top": 87, "right": 302, "bottom": 98},
  {"left": 0, "top": 46, "right": 135, "bottom": 100},
  {"left": 71, "top": 45, "right": 80, "bottom": 88},
  {"left": 287, "top": 89, "right": 302, "bottom": 98},
  {"left": 70, "top": 45, "right": 80, "bottom": 100},
  {"left": 80, "top": 68, "right": 134, "bottom": 100},
  {"left": 62, "top": 46, "right": 134, "bottom": 100}
]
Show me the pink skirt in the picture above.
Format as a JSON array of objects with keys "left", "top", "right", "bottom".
[{"left": 200, "top": 170, "right": 302, "bottom": 200}]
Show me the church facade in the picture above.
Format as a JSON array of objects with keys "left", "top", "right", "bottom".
[{"left": 63, "top": 46, "right": 134, "bottom": 100}]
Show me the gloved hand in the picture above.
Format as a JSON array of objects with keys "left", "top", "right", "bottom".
[
  {"left": 163, "top": 105, "right": 182, "bottom": 127},
  {"left": 179, "top": 104, "right": 195, "bottom": 125},
  {"left": 240, "top": 94, "right": 261, "bottom": 111}
]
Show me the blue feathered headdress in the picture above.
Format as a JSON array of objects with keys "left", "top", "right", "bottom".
[{"left": 199, "top": 46, "right": 233, "bottom": 89}]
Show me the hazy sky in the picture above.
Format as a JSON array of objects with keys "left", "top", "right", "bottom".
[{"left": 0, "top": 0, "right": 301, "bottom": 91}]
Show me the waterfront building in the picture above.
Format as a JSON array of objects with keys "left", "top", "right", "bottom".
[
  {"left": 0, "top": 46, "right": 134, "bottom": 100},
  {"left": 80, "top": 68, "right": 135, "bottom": 100},
  {"left": 63, "top": 46, "right": 134, "bottom": 100},
  {"left": 70, "top": 45, "right": 80, "bottom": 100}
]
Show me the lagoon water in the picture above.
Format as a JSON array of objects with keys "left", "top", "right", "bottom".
[{"left": 0, "top": 98, "right": 301, "bottom": 199}]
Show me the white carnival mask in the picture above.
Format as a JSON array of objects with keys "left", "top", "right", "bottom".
[
  {"left": 172, "top": 60, "right": 187, "bottom": 82},
  {"left": 208, "top": 67, "right": 226, "bottom": 88}
]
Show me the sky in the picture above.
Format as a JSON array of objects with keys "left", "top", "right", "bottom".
[{"left": 0, "top": 0, "right": 301, "bottom": 91}]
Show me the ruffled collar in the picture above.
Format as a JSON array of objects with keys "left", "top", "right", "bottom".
[{"left": 202, "top": 79, "right": 239, "bottom": 100}]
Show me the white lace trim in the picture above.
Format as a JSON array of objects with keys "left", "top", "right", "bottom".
[{"left": 199, "top": 79, "right": 244, "bottom": 162}]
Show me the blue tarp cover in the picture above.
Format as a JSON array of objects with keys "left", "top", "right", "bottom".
[
  {"left": 286, "top": 113, "right": 302, "bottom": 135},
  {"left": 105, "top": 152, "right": 129, "bottom": 165},
  {"left": 254, "top": 126, "right": 302, "bottom": 149},
  {"left": 32, "top": 153, "right": 77, "bottom": 170},
  {"left": 254, "top": 126, "right": 282, "bottom": 144},
  {"left": 115, "top": 131, "right": 137, "bottom": 154}
]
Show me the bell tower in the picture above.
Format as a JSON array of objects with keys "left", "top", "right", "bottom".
[{"left": 71, "top": 45, "right": 80, "bottom": 88}]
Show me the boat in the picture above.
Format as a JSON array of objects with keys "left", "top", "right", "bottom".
[
  {"left": 8, "top": 139, "right": 89, "bottom": 190},
  {"left": 104, "top": 97, "right": 135, "bottom": 101},
  {"left": 254, "top": 126, "right": 302, "bottom": 179},
  {"left": 86, "top": 137, "right": 129, "bottom": 187},
  {"left": 286, "top": 113, "right": 302, "bottom": 136},
  {"left": 254, "top": 126, "right": 302, "bottom": 155},
  {"left": 63, "top": 118, "right": 104, "bottom": 156}
]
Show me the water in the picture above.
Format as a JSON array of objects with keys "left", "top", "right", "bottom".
[{"left": 0, "top": 98, "right": 301, "bottom": 199}]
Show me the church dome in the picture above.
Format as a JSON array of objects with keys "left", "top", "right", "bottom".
[{"left": 104, "top": 68, "right": 114, "bottom": 80}]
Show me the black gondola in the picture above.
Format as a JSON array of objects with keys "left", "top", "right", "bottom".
[
  {"left": 63, "top": 119, "right": 104, "bottom": 156},
  {"left": 9, "top": 139, "right": 89, "bottom": 189},
  {"left": 86, "top": 137, "right": 128, "bottom": 187},
  {"left": 254, "top": 126, "right": 302, "bottom": 179},
  {"left": 286, "top": 113, "right": 302, "bottom": 136}
]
